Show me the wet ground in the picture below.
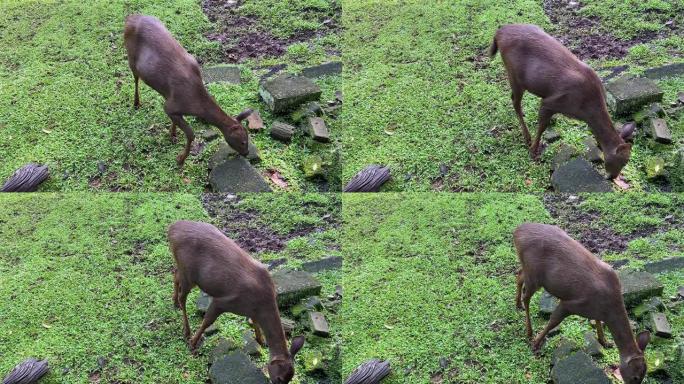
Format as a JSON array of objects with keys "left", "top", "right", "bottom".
[
  {"left": 201, "top": 0, "right": 341, "bottom": 63},
  {"left": 543, "top": 0, "right": 682, "bottom": 60},
  {"left": 543, "top": 194, "right": 684, "bottom": 256}
]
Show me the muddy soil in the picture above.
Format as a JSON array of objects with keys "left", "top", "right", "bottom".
[
  {"left": 201, "top": 193, "right": 339, "bottom": 254},
  {"left": 201, "top": 0, "right": 341, "bottom": 63},
  {"left": 543, "top": 0, "right": 682, "bottom": 60},
  {"left": 543, "top": 194, "right": 683, "bottom": 256}
]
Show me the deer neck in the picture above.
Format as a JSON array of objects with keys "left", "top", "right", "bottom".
[
  {"left": 605, "top": 306, "right": 640, "bottom": 361},
  {"left": 255, "top": 301, "right": 290, "bottom": 361},
  {"left": 197, "top": 93, "right": 235, "bottom": 136},
  {"left": 586, "top": 104, "right": 623, "bottom": 155}
]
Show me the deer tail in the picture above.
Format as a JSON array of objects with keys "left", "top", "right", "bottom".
[{"left": 488, "top": 35, "right": 498, "bottom": 58}]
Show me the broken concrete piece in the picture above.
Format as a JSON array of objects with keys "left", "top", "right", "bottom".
[
  {"left": 209, "top": 351, "right": 268, "bottom": 384},
  {"left": 583, "top": 332, "right": 603, "bottom": 357},
  {"left": 211, "top": 338, "right": 238, "bottom": 364},
  {"left": 241, "top": 331, "right": 261, "bottom": 356},
  {"left": 650, "top": 312, "right": 672, "bottom": 338},
  {"left": 552, "top": 339, "right": 579, "bottom": 366},
  {"left": 259, "top": 74, "right": 322, "bottom": 114},
  {"left": 209, "top": 157, "right": 272, "bottom": 193},
  {"left": 246, "top": 110, "right": 264, "bottom": 130},
  {"left": 306, "top": 117, "right": 330, "bottom": 143},
  {"left": 290, "top": 101, "right": 322, "bottom": 123},
  {"left": 544, "top": 129, "right": 561, "bottom": 143},
  {"left": 302, "top": 256, "right": 343, "bottom": 273},
  {"left": 583, "top": 137, "right": 603, "bottom": 163},
  {"left": 539, "top": 290, "right": 559, "bottom": 318},
  {"left": 280, "top": 317, "right": 296, "bottom": 335},
  {"left": 645, "top": 157, "right": 667, "bottom": 179},
  {"left": 309, "top": 311, "right": 330, "bottom": 337},
  {"left": 551, "top": 158, "right": 612, "bottom": 192},
  {"left": 633, "top": 297, "right": 665, "bottom": 318},
  {"left": 551, "top": 351, "right": 610, "bottom": 384},
  {"left": 272, "top": 270, "right": 322, "bottom": 307},
  {"left": 606, "top": 76, "right": 664, "bottom": 116},
  {"left": 197, "top": 290, "right": 212, "bottom": 314},
  {"left": 551, "top": 144, "right": 580, "bottom": 171},
  {"left": 679, "top": 286, "right": 684, "bottom": 299},
  {"left": 203, "top": 65, "right": 241, "bottom": 84},
  {"left": 270, "top": 122, "right": 296, "bottom": 142},
  {"left": 649, "top": 118, "right": 672, "bottom": 144},
  {"left": 618, "top": 270, "right": 664, "bottom": 307},
  {"left": 302, "top": 155, "right": 324, "bottom": 178},
  {"left": 644, "top": 63, "right": 684, "bottom": 80},
  {"left": 302, "top": 61, "right": 343, "bottom": 78},
  {"left": 644, "top": 257, "right": 684, "bottom": 274}
]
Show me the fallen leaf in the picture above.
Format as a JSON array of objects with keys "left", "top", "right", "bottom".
[
  {"left": 41, "top": 323, "right": 52, "bottom": 329},
  {"left": 267, "top": 170, "right": 288, "bottom": 189},
  {"left": 247, "top": 110, "right": 264, "bottom": 130},
  {"left": 383, "top": 324, "right": 394, "bottom": 330},
  {"left": 525, "top": 178, "right": 533, "bottom": 186},
  {"left": 42, "top": 129, "right": 52, "bottom": 134},
  {"left": 384, "top": 123, "right": 397, "bottom": 135},
  {"left": 613, "top": 176, "right": 630, "bottom": 190},
  {"left": 182, "top": 177, "right": 191, "bottom": 184}
]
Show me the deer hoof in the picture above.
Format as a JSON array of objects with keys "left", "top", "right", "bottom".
[{"left": 176, "top": 154, "right": 187, "bottom": 167}]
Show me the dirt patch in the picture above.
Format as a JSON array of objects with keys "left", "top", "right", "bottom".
[
  {"left": 201, "top": 193, "right": 338, "bottom": 253},
  {"left": 543, "top": 194, "right": 683, "bottom": 256},
  {"left": 543, "top": 0, "right": 681, "bottom": 60},
  {"left": 201, "top": 0, "right": 341, "bottom": 63}
]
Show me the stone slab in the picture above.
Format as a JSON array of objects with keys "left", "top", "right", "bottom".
[
  {"left": 649, "top": 118, "right": 672, "bottom": 144},
  {"left": 644, "top": 257, "right": 684, "bottom": 274},
  {"left": 209, "top": 157, "right": 272, "bottom": 193},
  {"left": 306, "top": 117, "right": 330, "bottom": 143},
  {"left": 583, "top": 137, "right": 603, "bottom": 163},
  {"left": 551, "top": 158, "right": 612, "bottom": 192},
  {"left": 650, "top": 312, "right": 672, "bottom": 338},
  {"left": 551, "top": 351, "right": 610, "bottom": 384},
  {"left": 302, "top": 256, "right": 343, "bottom": 273},
  {"left": 209, "top": 351, "right": 268, "bottom": 384},
  {"left": 209, "top": 142, "right": 260, "bottom": 170},
  {"left": 539, "top": 289, "right": 559, "bottom": 318},
  {"left": 197, "top": 290, "right": 212, "bottom": 314},
  {"left": 644, "top": 63, "right": 684, "bottom": 80},
  {"left": 309, "top": 311, "right": 330, "bottom": 337},
  {"left": 270, "top": 121, "right": 296, "bottom": 142}
]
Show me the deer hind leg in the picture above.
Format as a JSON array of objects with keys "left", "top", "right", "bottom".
[
  {"left": 515, "top": 268, "right": 524, "bottom": 310},
  {"left": 176, "top": 280, "right": 192, "bottom": 341},
  {"left": 530, "top": 104, "right": 554, "bottom": 161},
  {"left": 172, "top": 268, "right": 180, "bottom": 308},
  {"left": 169, "top": 120, "right": 178, "bottom": 144},
  {"left": 509, "top": 81, "right": 530, "bottom": 146},
  {"left": 522, "top": 282, "right": 536, "bottom": 341},
  {"left": 532, "top": 301, "right": 569, "bottom": 353}
]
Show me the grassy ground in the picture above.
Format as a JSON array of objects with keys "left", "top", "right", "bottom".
[
  {"left": 0, "top": 0, "right": 341, "bottom": 192},
  {"left": 0, "top": 193, "right": 341, "bottom": 383},
  {"left": 342, "top": 193, "right": 684, "bottom": 383},
  {"left": 341, "top": 0, "right": 684, "bottom": 191}
]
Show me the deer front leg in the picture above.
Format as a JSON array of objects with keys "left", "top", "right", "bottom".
[
  {"left": 249, "top": 318, "right": 266, "bottom": 347},
  {"left": 189, "top": 303, "right": 219, "bottom": 353},
  {"left": 532, "top": 302, "right": 569, "bottom": 353},
  {"left": 133, "top": 74, "right": 141, "bottom": 109},
  {"left": 523, "top": 287, "right": 533, "bottom": 341},
  {"left": 172, "top": 269, "right": 180, "bottom": 309},
  {"left": 594, "top": 320, "right": 613, "bottom": 348},
  {"left": 515, "top": 269, "right": 524, "bottom": 310},
  {"left": 511, "top": 87, "right": 530, "bottom": 146}
]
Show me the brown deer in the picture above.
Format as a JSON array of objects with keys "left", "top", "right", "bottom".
[
  {"left": 513, "top": 223, "right": 650, "bottom": 384},
  {"left": 124, "top": 15, "right": 252, "bottom": 166},
  {"left": 168, "top": 221, "right": 305, "bottom": 384},
  {"left": 489, "top": 24, "right": 635, "bottom": 179}
]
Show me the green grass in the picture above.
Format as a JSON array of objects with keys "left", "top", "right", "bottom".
[
  {"left": 341, "top": 193, "right": 684, "bottom": 383},
  {"left": 341, "top": 0, "right": 684, "bottom": 191},
  {"left": 0, "top": 193, "right": 341, "bottom": 383},
  {"left": 0, "top": 0, "right": 341, "bottom": 192}
]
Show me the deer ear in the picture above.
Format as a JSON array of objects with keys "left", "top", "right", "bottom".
[
  {"left": 615, "top": 143, "right": 631, "bottom": 157},
  {"left": 620, "top": 122, "right": 636, "bottom": 140},
  {"left": 289, "top": 335, "right": 305, "bottom": 356},
  {"left": 636, "top": 331, "right": 650, "bottom": 352},
  {"left": 236, "top": 108, "right": 253, "bottom": 122}
]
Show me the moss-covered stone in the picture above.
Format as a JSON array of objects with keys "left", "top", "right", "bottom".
[
  {"left": 606, "top": 76, "right": 664, "bottom": 116},
  {"left": 259, "top": 74, "right": 322, "bottom": 114}
]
